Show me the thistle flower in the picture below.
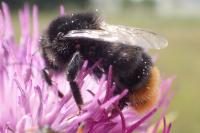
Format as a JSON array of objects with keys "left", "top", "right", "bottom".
[{"left": 0, "top": 2, "right": 174, "bottom": 133}]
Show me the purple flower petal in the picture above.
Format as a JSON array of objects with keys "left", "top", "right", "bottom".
[
  {"left": 1, "top": 2, "right": 14, "bottom": 40},
  {"left": 60, "top": 5, "right": 65, "bottom": 16},
  {"left": 162, "top": 117, "right": 167, "bottom": 133},
  {"left": 126, "top": 108, "right": 157, "bottom": 133}
]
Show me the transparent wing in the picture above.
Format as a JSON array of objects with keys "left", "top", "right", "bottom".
[
  {"left": 64, "top": 29, "right": 123, "bottom": 43},
  {"left": 102, "top": 23, "right": 168, "bottom": 49},
  {"left": 64, "top": 23, "right": 168, "bottom": 49}
]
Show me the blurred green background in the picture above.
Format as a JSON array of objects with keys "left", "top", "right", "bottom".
[{"left": 3, "top": 0, "right": 200, "bottom": 132}]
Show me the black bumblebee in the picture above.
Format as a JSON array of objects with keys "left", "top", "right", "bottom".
[{"left": 40, "top": 12, "right": 168, "bottom": 113}]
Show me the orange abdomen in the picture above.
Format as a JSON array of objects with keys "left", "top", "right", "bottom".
[{"left": 129, "top": 67, "right": 160, "bottom": 113}]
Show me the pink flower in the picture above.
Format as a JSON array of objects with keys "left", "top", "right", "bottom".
[{"left": 0, "top": 2, "right": 174, "bottom": 133}]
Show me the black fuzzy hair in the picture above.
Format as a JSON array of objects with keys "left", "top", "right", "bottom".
[{"left": 47, "top": 12, "right": 102, "bottom": 42}]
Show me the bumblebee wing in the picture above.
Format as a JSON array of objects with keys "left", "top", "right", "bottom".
[
  {"left": 101, "top": 23, "right": 168, "bottom": 49},
  {"left": 64, "top": 30, "right": 120, "bottom": 43},
  {"left": 64, "top": 23, "right": 168, "bottom": 49}
]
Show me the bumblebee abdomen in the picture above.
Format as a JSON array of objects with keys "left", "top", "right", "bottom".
[
  {"left": 111, "top": 47, "right": 153, "bottom": 91},
  {"left": 128, "top": 67, "right": 160, "bottom": 113}
]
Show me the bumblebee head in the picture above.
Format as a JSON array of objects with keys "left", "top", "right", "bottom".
[{"left": 47, "top": 12, "right": 102, "bottom": 43}]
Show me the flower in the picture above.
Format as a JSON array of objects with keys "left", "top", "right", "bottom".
[{"left": 0, "top": 2, "right": 174, "bottom": 133}]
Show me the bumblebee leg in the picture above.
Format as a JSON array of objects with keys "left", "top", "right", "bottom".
[
  {"left": 118, "top": 95, "right": 128, "bottom": 109},
  {"left": 93, "top": 67, "right": 104, "bottom": 79},
  {"left": 67, "top": 52, "right": 84, "bottom": 110},
  {"left": 113, "top": 82, "right": 129, "bottom": 110},
  {"left": 42, "top": 68, "right": 52, "bottom": 86},
  {"left": 42, "top": 68, "right": 64, "bottom": 98}
]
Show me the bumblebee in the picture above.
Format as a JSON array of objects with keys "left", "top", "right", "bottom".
[{"left": 40, "top": 12, "right": 168, "bottom": 113}]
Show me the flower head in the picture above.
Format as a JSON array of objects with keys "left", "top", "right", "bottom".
[{"left": 0, "top": 2, "right": 174, "bottom": 133}]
